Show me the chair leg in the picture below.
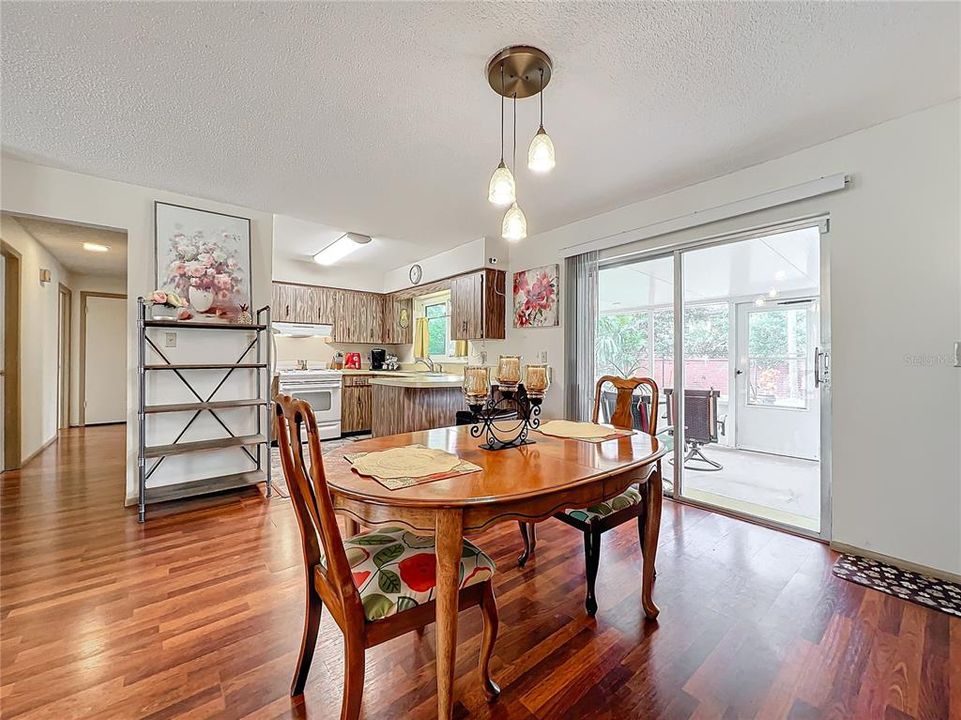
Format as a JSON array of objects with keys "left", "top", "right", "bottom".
[
  {"left": 636, "top": 510, "right": 656, "bottom": 581},
  {"left": 341, "top": 628, "right": 366, "bottom": 720},
  {"left": 290, "top": 585, "right": 323, "bottom": 696},
  {"left": 478, "top": 581, "right": 501, "bottom": 700},
  {"left": 517, "top": 521, "right": 536, "bottom": 567},
  {"left": 584, "top": 528, "right": 601, "bottom": 616}
]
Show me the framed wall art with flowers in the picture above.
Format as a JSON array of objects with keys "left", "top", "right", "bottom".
[
  {"left": 513, "top": 264, "right": 559, "bottom": 328},
  {"left": 154, "top": 201, "right": 252, "bottom": 318}
]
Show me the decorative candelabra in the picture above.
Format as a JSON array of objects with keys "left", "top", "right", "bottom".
[{"left": 463, "top": 356, "right": 551, "bottom": 451}]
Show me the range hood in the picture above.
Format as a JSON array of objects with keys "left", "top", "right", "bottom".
[{"left": 272, "top": 321, "right": 333, "bottom": 338}]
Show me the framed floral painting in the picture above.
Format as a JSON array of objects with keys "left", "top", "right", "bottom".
[
  {"left": 513, "top": 264, "right": 559, "bottom": 328},
  {"left": 154, "top": 202, "right": 251, "bottom": 317}
]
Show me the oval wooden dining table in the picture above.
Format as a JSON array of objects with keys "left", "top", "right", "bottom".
[{"left": 323, "top": 424, "right": 668, "bottom": 719}]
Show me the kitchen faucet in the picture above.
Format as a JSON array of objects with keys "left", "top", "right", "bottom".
[{"left": 415, "top": 357, "right": 436, "bottom": 372}]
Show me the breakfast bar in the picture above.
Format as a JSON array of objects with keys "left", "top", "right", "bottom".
[{"left": 369, "top": 374, "right": 466, "bottom": 437}]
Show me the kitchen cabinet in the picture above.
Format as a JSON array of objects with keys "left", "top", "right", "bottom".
[
  {"left": 335, "top": 291, "right": 384, "bottom": 344},
  {"left": 341, "top": 374, "right": 373, "bottom": 433},
  {"left": 271, "top": 282, "right": 312, "bottom": 323},
  {"left": 272, "top": 282, "right": 340, "bottom": 325},
  {"left": 451, "top": 269, "right": 506, "bottom": 340},
  {"left": 382, "top": 295, "right": 412, "bottom": 345}
]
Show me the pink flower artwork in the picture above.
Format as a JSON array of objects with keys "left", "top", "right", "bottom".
[
  {"left": 155, "top": 203, "right": 251, "bottom": 317},
  {"left": 513, "top": 264, "right": 559, "bottom": 328}
]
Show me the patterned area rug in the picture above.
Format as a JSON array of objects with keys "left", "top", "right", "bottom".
[
  {"left": 833, "top": 554, "right": 961, "bottom": 618},
  {"left": 270, "top": 434, "right": 371, "bottom": 498}
]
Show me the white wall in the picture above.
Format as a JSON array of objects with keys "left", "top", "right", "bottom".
[
  {"left": 501, "top": 100, "right": 961, "bottom": 574},
  {"left": 383, "top": 237, "right": 508, "bottom": 293},
  {"left": 67, "top": 273, "right": 126, "bottom": 426},
  {"left": 0, "top": 215, "right": 69, "bottom": 460},
  {"left": 1, "top": 158, "right": 273, "bottom": 502}
]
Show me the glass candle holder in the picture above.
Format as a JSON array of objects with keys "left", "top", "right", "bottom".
[
  {"left": 496, "top": 355, "right": 521, "bottom": 392},
  {"left": 463, "top": 365, "right": 491, "bottom": 406},
  {"left": 524, "top": 363, "right": 550, "bottom": 399}
]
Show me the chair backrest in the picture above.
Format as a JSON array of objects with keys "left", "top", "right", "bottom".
[
  {"left": 592, "top": 375, "right": 659, "bottom": 437},
  {"left": 664, "top": 388, "right": 719, "bottom": 442},
  {"left": 275, "top": 393, "right": 363, "bottom": 624}
]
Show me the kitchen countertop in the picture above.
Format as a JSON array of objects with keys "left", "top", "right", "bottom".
[{"left": 369, "top": 374, "right": 464, "bottom": 388}]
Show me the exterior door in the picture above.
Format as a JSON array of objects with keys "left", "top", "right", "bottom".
[
  {"left": 735, "top": 300, "right": 820, "bottom": 460},
  {"left": 83, "top": 295, "right": 127, "bottom": 424}
]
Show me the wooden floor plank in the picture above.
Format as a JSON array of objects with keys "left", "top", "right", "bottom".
[{"left": 1, "top": 425, "right": 957, "bottom": 720}]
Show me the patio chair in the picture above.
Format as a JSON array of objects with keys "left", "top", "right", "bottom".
[{"left": 664, "top": 388, "right": 724, "bottom": 471}]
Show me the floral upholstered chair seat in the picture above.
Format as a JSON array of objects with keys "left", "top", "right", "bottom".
[
  {"left": 334, "top": 527, "right": 496, "bottom": 621},
  {"left": 564, "top": 486, "right": 643, "bottom": 523}
]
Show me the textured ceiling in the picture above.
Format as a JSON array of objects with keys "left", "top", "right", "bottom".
[
  {"left": 2, "top": 2, "right": 958, "bottom": 267},
  {"left": 5, "top": 214, "right": 128, "bottom": 277}
]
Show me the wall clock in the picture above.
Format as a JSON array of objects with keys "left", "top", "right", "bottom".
[{"left": 409, "top": 264, "right": 423, "bottom": 285}]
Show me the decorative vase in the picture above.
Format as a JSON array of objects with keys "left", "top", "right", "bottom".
[{"left": 190, "top": 287, "right": 214, "bottom": 313}]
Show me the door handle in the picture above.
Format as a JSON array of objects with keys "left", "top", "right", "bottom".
[{"left": 735, "top": 369, "right": 743, "bottom": 376}]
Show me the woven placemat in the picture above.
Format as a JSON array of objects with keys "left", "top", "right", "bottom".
[
  {"left": 345, "top": 444, "right": 482, "bottom": 490},
  {"left": 535, "top": 420, "right": 634, "bottom": 443}
]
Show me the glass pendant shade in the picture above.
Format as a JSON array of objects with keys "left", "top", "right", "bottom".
[
  {"left": 501, "top": 202, "right": 528, "bottom": 242},
  {"left": 528, "top": 126, "right": 555, "bottom": 173},
  {"left": 488, "top": 161, "right": 516, "bottom": 206}
]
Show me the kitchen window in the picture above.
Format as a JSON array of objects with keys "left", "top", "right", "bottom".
[{"left": 414, "top": 290, "right": 463, "bottom": 362}]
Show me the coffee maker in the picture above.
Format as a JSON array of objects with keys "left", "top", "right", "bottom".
[{"left": 369, "top": 348, "right": 387, "bottom": 370}]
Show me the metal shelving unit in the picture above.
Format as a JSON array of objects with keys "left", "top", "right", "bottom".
[{"left": 137, "top": 298, "right": 272, "bottom": 522}]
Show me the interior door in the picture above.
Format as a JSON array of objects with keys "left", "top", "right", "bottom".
[
  {"left": 735, "top": 300, "right": 820, "bottom": 459},
  {"left": 84, "top": 295, "right": 127, "bottom": 424}
]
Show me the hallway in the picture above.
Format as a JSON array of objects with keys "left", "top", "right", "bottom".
[{"left": 1, "top": 426, "right": 956, "bottom": 719}]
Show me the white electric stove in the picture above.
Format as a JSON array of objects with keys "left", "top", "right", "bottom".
[{"left": 277, "top": 368, "right": 343, "bottom": 439}]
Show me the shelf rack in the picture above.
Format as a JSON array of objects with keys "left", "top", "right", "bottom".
[{"left": 137, "top": 298, "right": 272, "bottom": 522}]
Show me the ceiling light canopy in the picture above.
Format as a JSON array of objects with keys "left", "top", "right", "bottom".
[
  {"left": 82, "top": 242, "right": 110, "bottom": 252},
  {"left": 313, "top": 232, "right": 371, "bottom": 266},
  {"left": 485, "top": 45, "right": 554, "bottom": 242}
]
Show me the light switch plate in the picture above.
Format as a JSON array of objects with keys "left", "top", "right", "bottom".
[{"left": 164, "top": 332, "right": 177, "bottom": 348}]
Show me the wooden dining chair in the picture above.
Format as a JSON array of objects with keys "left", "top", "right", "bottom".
[
  {"left": 275, "top": 394, "right": 501, "bottom": 719},
  {"left": 517, "top": 376, "right": 661, "bottom": 616}
]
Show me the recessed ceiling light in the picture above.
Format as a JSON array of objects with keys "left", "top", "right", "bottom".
[
  {"left": 83, "top": 242, "right": 110, "bottom": 252},
  {"left": 313, "top": 232, "right": 371, "bottom": 266}
]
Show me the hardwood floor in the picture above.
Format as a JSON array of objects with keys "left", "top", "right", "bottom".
[{"left": 1, "top": 425, "right": 958, "bottom": 719}]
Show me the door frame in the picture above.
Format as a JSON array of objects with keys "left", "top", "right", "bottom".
[
  {"left": 79, "top": 291, "right": 126, "bottom": 426},
  {"left": 597, "top": 213, "right": 832, "bottom": 540},
  {"left": 1, "top": 241, "right": 22, "bottom": 471},
  {"left": 58, "top": 283, "right": 72, "bottom": 429}
]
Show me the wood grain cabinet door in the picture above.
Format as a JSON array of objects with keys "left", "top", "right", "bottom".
[
  {"left": 451, "top": 273, "right": 483, "bottom": 340},
  {"left": 341, "top": 375, "right": 373, "bottom": 432},
  {"left": 311, "top": 286, "right": 338, "bottom": 325},
  {"left": 271, "top": 282, "right": 313, "bottom": 322}
]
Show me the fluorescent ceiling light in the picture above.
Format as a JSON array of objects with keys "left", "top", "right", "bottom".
[
  {"left": 83, "top": 242, "right": 110, "bottom": 252},
  {"left": 313, "top": 232, "right": 371, "bottom": 266}
]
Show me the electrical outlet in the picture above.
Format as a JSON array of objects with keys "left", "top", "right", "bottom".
[{"left": 164, "top": 332, "right": 177, "bottom": 348}]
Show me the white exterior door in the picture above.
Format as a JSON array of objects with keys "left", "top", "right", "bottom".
[
  {"left": 84, "top": 295, "right": 126, "bottom": 424},
  {"left": 735, "top": 300, "right": 820, "bottom": 460}
]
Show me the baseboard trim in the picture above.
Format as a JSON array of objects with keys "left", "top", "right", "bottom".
[
  {"left": 20, "top": 434, "right": 59, "bottom": 467},
  {"left": 830, "top": 541, "right": 961, "bottom": 585}
]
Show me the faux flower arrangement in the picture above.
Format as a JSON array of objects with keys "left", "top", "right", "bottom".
[
  {"left": 148, "top": 290, "right": 192, "bottom": 321},
  {"left": 162, "top": 230, "right": 245, "bottom": 314},
  {"left": 513, "top": 268, "right": 558, "bottom": 327}
]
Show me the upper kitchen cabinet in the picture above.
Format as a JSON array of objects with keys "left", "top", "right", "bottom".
[
  {"left": 450, "top": 269, "right": 506, "bottom": 340},
  {"left": 271, "top": 282, "right": 311, "bottom": 323},
  {"left": 272, "top": 282, "right": 339, "bottom": 325},
  {"left": 383, "top": 295, "right": 413, "bottom": 345},
  {"left": 335, "top": 290, "right": 384, "bottom": 344}
]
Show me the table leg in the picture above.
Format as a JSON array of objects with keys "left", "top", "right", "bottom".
[
  {"left": 342, "top": 516, "right": 359, "bottom": 538},
  {"left": 435, "top": 509, "right": 464, "bottom": 720},
  {"left": 640, "top": 467, "right": 663, "bottom": 619}
]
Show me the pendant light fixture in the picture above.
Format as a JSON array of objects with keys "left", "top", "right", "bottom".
[
  {"left": 502, "top": 93, "right": 528, "bottom": 242},
  {"left": 487, "top": 63, "right": 515, "bottom": 206},
  {"left": 528, "top": 67, "right": 555, "bottom": 173},
  {"left": 485, "top": 45, "right": 552, "bottom": 242}
]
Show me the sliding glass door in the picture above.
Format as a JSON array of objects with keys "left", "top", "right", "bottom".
[{"left": 592, "top": 222, "right": 830, "bottom": 537}]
